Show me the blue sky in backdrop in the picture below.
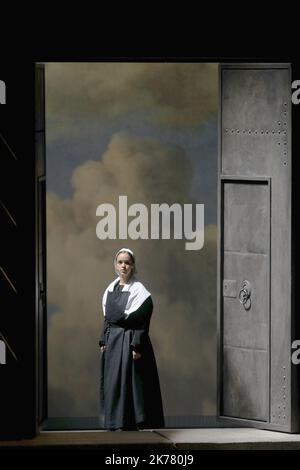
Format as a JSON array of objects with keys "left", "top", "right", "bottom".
[{"left": 45, "top": 63, "right": 218, "bottom": 418}]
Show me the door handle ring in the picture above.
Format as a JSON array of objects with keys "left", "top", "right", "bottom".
[{"left": 238, "top": 280, "right": 252, "bottom": 310}]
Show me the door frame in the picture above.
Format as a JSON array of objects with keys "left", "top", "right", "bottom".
[{"left": 35, "top": 60, "right": 299, "bottom": 435}]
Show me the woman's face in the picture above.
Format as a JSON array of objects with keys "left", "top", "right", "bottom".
[{"left": 115, "top": 252, "right": 134, "bottom": 282}]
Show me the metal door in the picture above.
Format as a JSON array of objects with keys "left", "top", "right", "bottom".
[{"left": 218, "top": 64, "right": 294, "bottom": 431}]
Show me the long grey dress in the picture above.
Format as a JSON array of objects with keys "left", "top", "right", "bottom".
[{"left": 99, "top": 281, "right": 165, "bottom": 430}]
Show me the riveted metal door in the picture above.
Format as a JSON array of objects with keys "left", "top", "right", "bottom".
[{"left": 218, "top": 64, "right": 294, "bottom": 431}]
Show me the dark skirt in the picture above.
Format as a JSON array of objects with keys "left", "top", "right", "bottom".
[{"left": 100, "top": 325, "right": 165, "bottom": 430}]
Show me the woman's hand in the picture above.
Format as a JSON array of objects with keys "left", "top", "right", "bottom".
[
  {"left": 132, "top": 350, "right": 141, "bottom": 360},
  {"left": 100, "top": 345, "right": 106, "bottom": 353}
]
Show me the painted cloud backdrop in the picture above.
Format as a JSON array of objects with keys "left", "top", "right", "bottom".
[{"left": 46, "top": 63, "right": 218, "bottom": 418}]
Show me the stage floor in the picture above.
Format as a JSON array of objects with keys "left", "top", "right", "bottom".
[{"left": 1, "top": 428, "right": 300, "bottom": 450}]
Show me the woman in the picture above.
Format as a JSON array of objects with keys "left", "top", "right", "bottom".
[{"left": 99, "top": 248, "right": 165, "bottom": 431}]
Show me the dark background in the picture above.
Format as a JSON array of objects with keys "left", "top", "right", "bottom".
[{"left": 0, "top": 52, "right": 299, "bottom": 439}]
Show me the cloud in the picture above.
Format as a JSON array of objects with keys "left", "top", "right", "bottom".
[
  {"left": 47, "top": 133, "right": 217, "bottom": 417},
  {"left": 45, "top": 62, "right": 218, "bottom": 141}
]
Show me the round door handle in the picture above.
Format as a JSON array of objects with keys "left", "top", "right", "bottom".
[
  {"left": 238, "top": 288, "right": 249, "bottom": 305},
  {"left": 238, "top": 280, "right": 252, "bottom": 310}
]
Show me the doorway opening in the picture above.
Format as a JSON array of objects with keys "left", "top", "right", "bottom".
[
  {"left": 39, "top": 62, "right": 219, "bottom": 430},
  {"left": 37, "top": 61, "right": 296, "bottom": 433}
]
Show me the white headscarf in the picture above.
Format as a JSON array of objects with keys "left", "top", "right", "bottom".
[
  {"left": 115, "top": 247, "right": 135, "bottom": 260},
  {"left": 102, "top": 276, "right": 151, "bottom": 317}
]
